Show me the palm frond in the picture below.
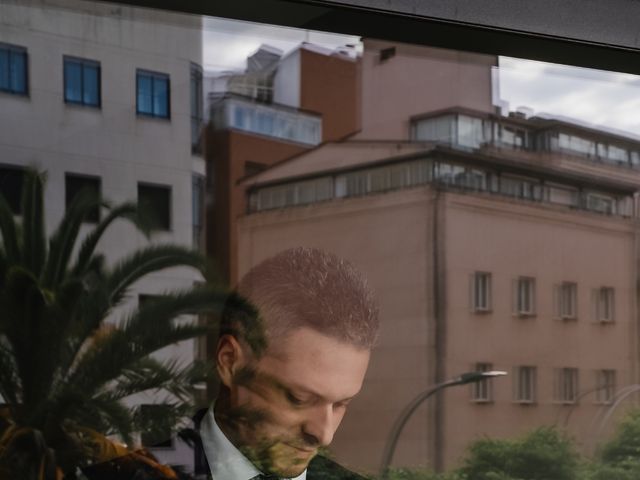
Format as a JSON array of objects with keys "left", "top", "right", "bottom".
[
  {"left": 0, "top": 193, "right": 20, "bottom": 265},
  {"left": 0, "top": 342, "right": 21, "bottom": 413},
  {"left": 72, "top": 396, "right": 135, "bottom": 446},
  {"left": 61, "top": 287, "right": 226, "bottom": 406},
  {"left": 71, "top": 202, "right": 147, "bottom": 277},
  {"left": 41, "top": 188, "right": 103, "bottom": 288},
  {"left": 106, "top": 357, "right": 215, "bottom": 404},
  {"left": 131, "top": 402, "right": 192, "bottom": 448},
  {"left": 20, "top": 170, "right": 47, "bottom": 277},
  {"left": 105, "top": 245, "right": 210, "bottom": 305},
  {"left": 107, "top": 357, "right": 185, "bottom": 402}
]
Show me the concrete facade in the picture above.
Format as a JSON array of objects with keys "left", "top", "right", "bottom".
[
  {"left": 0, "top": 0, "right": 204, "bottom": 469},
  {"left": 205, "top": 43, "right": 360, "bottom": 284},
  {"left": 237, "top": 40, "right": 640, "bottom": 472}
]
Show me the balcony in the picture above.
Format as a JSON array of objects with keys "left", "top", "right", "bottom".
[{"left": 209, "top": 93, "right": 322, "bottom": 146}]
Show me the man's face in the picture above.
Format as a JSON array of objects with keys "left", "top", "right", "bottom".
[{"left": 217, "top": 327, "right": 370, "bottom": 477}]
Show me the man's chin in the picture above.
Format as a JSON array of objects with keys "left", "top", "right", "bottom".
[{"left": 265, "top": 444, "right": 317, "bottom": 477}]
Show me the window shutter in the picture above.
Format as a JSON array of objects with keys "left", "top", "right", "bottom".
[
  {"left": 469, "top": 273, "right": 476, "bottom": 312},
  {"left": 611, "top": 289, "right": 616, "bottom": 322},
  {"left": 512, "top": 278, "right": 519, "bottom": 316},
  {"left": 553, "top": 284, "right": 560, "bottom": 319},
  {"left": 591, "top": 288, "right": 599, "bottom": 323},
  {"left": 531, "top": 279, "right": 537, "bottom": 315}
]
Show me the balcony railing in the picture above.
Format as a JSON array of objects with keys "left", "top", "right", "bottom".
[{"left": 209, "top": 94, "right": 322, "bottom": 146}]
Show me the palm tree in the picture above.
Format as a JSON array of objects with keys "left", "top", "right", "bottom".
[{"left": 0, "top": 169, "right": 247, "bottom": 479}]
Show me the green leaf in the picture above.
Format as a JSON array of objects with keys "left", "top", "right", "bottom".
[{"left": 20, "top": 170, "right": 47, "bottom": 276}]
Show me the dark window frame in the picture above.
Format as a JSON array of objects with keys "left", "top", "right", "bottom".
[
  {"left": 0, "top": 42, "right": 28, "bottom": 96},
  {"left": 65, "top": 172, "right": 102, "bottom": 223},
  {"left": 137, "top": 181, "right": 172, "bottom": 231},
  {"left": 138, "top": 403, "right": 175, "bottom": 449},
  {"left": 190, "top": 62, "right": 203, "bottom": 154},
  {"left": 136, "top": 68, "right": 171, "bottom": 119},
  {"left": 63, "top": 55, "right": 101, "bottom": 108},
  {"left": 0, "top": 164, "right": 26, "bottom": 215}
]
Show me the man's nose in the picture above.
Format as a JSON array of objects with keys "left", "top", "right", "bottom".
[{"left": 302, "top": 404, "right": 337, "bottom": 447}]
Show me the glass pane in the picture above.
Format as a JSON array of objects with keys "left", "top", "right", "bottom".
[
  {"left": 10, "top": 50, "right": 26, "bottom": 93},
  {"left": 153, "top": 76, "right": 168, "bottom": 117},
  {"left": 64, "top": 60, "right": 82, "bottom": 102},
  {"left": 82, "top": 64, "right": 99, "bottom": 105},
  {"left": 5, "top": 2, "right": 640, "bottom": 480},
  {"left": 0, "top": 49, "right": 9, "bottom": 90},
  {"left": 137, "top": 73, "right": 152, "bottom": 113}
]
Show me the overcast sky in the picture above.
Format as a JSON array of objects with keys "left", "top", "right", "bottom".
[{"left": 203, "top": 16, "right": 640, "bottom": 138}]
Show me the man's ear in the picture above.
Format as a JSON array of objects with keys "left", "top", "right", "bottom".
[{"left": 216, "top": 334, "right": 246, "bottom": 387}]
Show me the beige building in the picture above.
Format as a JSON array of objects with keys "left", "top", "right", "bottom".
[
  {"left": 0, "top": 0, "right": 204, "bottom": 469},
  {"left": 204, "top": 42, "right": 360, "bottom": 284},
  {"left": 237, "top": 39, "right": 640, "bottom": 473}
]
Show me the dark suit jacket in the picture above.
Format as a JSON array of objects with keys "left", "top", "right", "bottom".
[
  {"left": 79, "top": 409, "right": 366, "bottom": 480},
  {"left": 189, "top": 409, "right": 366, "bottom": 480}
]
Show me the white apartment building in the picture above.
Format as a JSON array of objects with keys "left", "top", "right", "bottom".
[{"left": 0, "top": 0, "right": 205, "bottom": 470}]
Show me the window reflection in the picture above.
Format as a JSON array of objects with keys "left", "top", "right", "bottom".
[{"left": 3, "top": 1, "right": 640, "bottom": 479}]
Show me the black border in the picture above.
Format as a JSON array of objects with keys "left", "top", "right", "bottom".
[{"left": 101, "top": 0, "right": 640, "bottom": 75}]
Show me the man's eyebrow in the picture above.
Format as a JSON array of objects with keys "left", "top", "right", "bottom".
[{"left": 268, "top": 375, "right": 357, "bottom": 403}]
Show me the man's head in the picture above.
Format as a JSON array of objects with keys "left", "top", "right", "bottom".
[{"left": 215, "top": 247, "right": 379, "bottom": 477}]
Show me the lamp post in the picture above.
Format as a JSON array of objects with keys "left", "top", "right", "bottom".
[{"left": 379, "top": 370, "right": 507, "bottom": 478}]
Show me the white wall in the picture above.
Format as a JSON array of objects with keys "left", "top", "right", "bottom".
[
  {"left": 0, "top": 0, "right": 205, "bottom": 469},
  {"left": 273, "top": 49, "right": 301, "bottom": 107}
]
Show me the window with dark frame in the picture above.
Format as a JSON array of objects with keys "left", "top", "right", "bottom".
[
  {"left": 471, "top": 272, "right": 492, "bottom": 312},
  {"left": 138, "top": 182, "right": 171, "bottom": 231},
  {"left": 554, "top": 367, "right": 579, "bottom": 404},
  {"left": 0, "top": 43, "right": 28, "bottom": 95},
  {"left": 595, "top": 369, "right": 616, "bottom": 404},
  {"left": 592, "top": 286, "right": 615, "bottom": 323},
  {"left": 190, "top": 62, "right": 203, "bottom": 154},
  {"left": 138, "top": 404, "right": 174, "bottom": 449},
  {"left": 514, "top": 276, "right": 536, "bottom": 316},
  {"left": 471, "top": 362, "right": 493, "bottom": 402},
  {"left": 65, "top": 173, "right": 101, "bottom": 223},
  {"left": 514, "top": 366, "right": 537, "bottom": 404},
  {"left": 555, "top": 281, "right": 578, "bottom": 320},
  {"left": 0, "top": 165, "right": 25, "bottom": 214},
  {"left": 192, "top": 174, "right": 205, "bottom": 250},
  {"left": 63, "top": 56, "right": 100, "bottom": 107},
  {"left": 136, "top": 69, "right": 170, "bottom": 118}
]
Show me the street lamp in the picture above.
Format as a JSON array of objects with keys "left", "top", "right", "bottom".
[{"left": 379, "top": 370, "right": 507, "bottom": 478}]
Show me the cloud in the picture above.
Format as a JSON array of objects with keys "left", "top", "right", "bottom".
[
  {"left": 202, "top": 16, "right": 360, "bottom": 72},
  {"left": 498, "top": 56, "right": 640, "bottom": 135}
]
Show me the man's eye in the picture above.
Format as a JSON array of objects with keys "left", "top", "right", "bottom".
[{"left": 285, "top": 391, "right": 305, "bottom": 405}]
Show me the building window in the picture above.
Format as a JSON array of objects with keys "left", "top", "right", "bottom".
[
  {"left": 138, "top": 183, "right": 171, "bottom": 231},
  {"left": 554, "top": 368, "right": 579, "bottom": 404},
  {"left": 595, "top": 369, "right": 616, "bottom": 404},
  {"left": 471, "top": 272, "right": 492, "bottom": 312},
  {"left": 514, "top": 276, "right": 536, "bottom": 316},
  {"left": 0, "top": 165, "right": 25, "bottom": 214},
  {"left": 192, "top": 174, "right": 205, "bottom": 250},
  {"left": 592, "top": 287, "right": 615, "bottom": 323},
  {"left": 554, "top": 282, "right": 577, "bottom": 320},
  {"left": 513, "top": 366, "right": 537, "bottom": 404},
  {"left": 136, "top": 69, "right": 170, "bottom": 118},
  {"left": 65, "top": 174, "right": 101, "bottom": 223},
  {"left": 0, "top": 43, "right": 27, "bottom": 95},
  {"left": 138, "top": 404, "right": 174, "bottom": 449},
  {"left": 63, "top": 56, "right": 100, "bottom": 107},
  {"left": 190, "top": 63, "right": 203, "bottom": 154},
  {"left": 471, "top": 363, "right": 493, "bottom": 402},
  {"left": 585, "top": 192, "right": 615, "bottom": 215}
]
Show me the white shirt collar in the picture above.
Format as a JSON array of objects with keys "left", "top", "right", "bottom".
[{"left": 199, "top": 404, "right": 307, "bottom": 480}]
